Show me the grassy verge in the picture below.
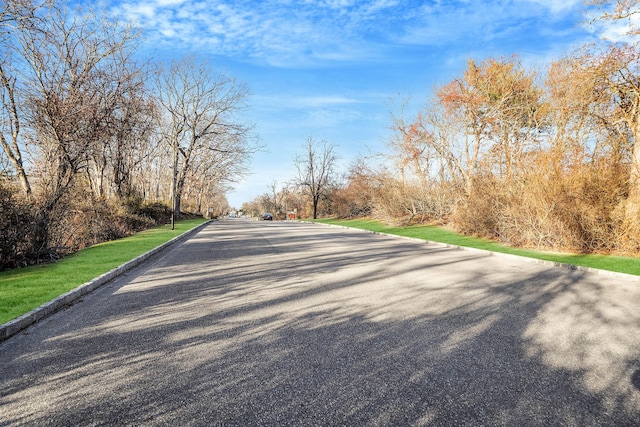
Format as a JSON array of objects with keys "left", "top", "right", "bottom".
[
  {"left": 314, "top": 218, "right": 640, "bottom": 277},
  {"left": 0, "top": 219, "right": 208, "bottom": 325}
]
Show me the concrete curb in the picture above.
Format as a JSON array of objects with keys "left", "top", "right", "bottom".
[
  {"left": 304, "top": 220, "right": 640, "bottom": 282},
  {"left": 0, "top": 220, "right": 212, "bottom": 342}
]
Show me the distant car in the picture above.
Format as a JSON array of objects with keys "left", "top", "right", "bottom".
[{"left": 261, "top": 213, "right": 273, "bottom": 221}]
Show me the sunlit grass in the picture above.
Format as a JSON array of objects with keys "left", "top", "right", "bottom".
[
  {"left": 0, "top": 219, "right": 207, "bottom": 325},
  {"left": 313, "top": 218, "right": 640, "bottom": 277}
]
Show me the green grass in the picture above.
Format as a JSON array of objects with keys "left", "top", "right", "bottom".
[
  {"left": 0, "top": 219, "right": 207, "bottom": 325},
  {"left": 314, "top": 218, "right": 640, "bottom": 277}
]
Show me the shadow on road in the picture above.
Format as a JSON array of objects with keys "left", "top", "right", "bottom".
[{"left": 1, "top": 220, "right": 639, "bottom": 425}]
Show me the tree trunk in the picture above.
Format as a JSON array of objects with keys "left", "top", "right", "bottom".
[
  {"left": 626, "top": 121, "right": 640, "bottom": 222},
  {"left": 313, "top": 195, "right": 319, "bottom": 219},
  {"left": 16, "top": 166, "right": 31, "bottom": 196}
]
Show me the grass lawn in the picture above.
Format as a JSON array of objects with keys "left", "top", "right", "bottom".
[
  {"left": 0, "top": 219, "right": 208, "bottom": 325},
  {"left": 313, "top": 218, "right": 640, "bottom": 277}
]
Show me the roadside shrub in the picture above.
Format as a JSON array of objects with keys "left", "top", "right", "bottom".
[
  {"left": 119, "top": 194, "right": 172, "bottom": 224},
  {"left": 49, "top": 202, "right": 120, "bottom": 253},
  {"left": 134, "top": 202, "right": 172, "bottom": 224},
  {"left": 370, "top": 177, "right": 454, "bottom": 226},
  {"left": 452, "top": 154, "right": 629, "bottom": 253},
  {"left": 0, "top": 183, "right": 41, "bottom": 269},
  {"left": 46, "top": 193, "right": 162, "bottom": 255},
  {"left": 451, "top": 175, "right": 504, "bottom": 239},
  {"left": 330, "top": 186, "right": 372, "bottom": 219},
  {"left": 0, "top": 176, "right": 186, "bottom": 270}
]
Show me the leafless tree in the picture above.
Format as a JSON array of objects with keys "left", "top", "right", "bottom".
[
  {"left": 266, "top": 180, "right": 288, "bottom": 218},
  {"left": 294, "top": 137, "right": 339, "bottom": 219},
  {"left": 85, "top": 57, "right": 156, "bottom": 200},
  {"left": 0, "top": 1, "right": 146, "bottom": 257},
  {"left": 0, "top": 0, "right": 51, "bottom": 196},
  {"left": 155, "top": 56, "right": 255, "bottom": 219},
  {"left": 14, "top": 3, "right": 142, "bottom": 209}
]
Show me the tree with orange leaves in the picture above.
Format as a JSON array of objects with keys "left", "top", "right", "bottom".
[{"left": 574, "top": 1, "right": 640, "bottom": 221}]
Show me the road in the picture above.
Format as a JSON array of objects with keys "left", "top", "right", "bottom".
[{"left": 1, "top": 219, "right": 639, "bottom": 426}]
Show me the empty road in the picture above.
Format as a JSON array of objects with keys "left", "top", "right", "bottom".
[{"left": 1, "top": 219, "right": 639, "bottom": 426}]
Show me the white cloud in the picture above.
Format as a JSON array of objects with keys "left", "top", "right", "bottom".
[
  {"left": 306, "top": 107, "right": 363, "bottom": 127},
  {"left": 582, "top": 2, "right": 640, "bottom": 44},
  {"left": 156, "top": 0, "right": 187, "bottom": 5},
  {"left": 525, "top": 0, "right": 582, "bottom": 14},
  {"left": 299, "top": 96, "right": 361, "bottom": 107},
  {"left": 111, "top": 0, "right": 410, "bottom": 66},
  {"left": 365, "top": 0, "right": 400, "bottom": 14},
  {"left": 110, "top": 0, "right": 589, "bottom": 68},
  {"left": 123, "top": 3, "right": 156, "bottom": 20},
  {"left": 399, "top": 0, "right": 585, "bottom": 48},
  {"left": 251, "top": 94, "right": 362, "bottom": 110}
]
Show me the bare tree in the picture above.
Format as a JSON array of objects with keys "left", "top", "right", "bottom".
[
  {"left": 0, "top": 1, "right": 146, "bottom": 258},
  {"left": 294, "top": 137, "right": 338, "bottom": 219},
  {"left": 15, "top": 4, "right": 142, "bottom": 209},
  {"left": 267, "top": 180, "right": 286, "bottom": 218},
  {"left": 569, "top": 0, "right": 640, "bottom": 221},
  {"left": 155, "top": 56, "right": 254, "bottom": 221},
  {"left": 0, "top": 0, "right": 51, "bottom": 196},
  {"left": 85, "top": 57, "right": 156, "bottom": 200}
]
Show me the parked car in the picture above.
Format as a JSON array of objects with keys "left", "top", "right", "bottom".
[{"left": 261, "top": 213, "right": 273, "bottom": 221}]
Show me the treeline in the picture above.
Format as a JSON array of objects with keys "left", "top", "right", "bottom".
[
  {"left": 252, "top": 1, "right": 640, "bottom": 255},
  {"left": 373, "top": 51, "right": 636, "bottom": 254},
  {"left": 0, "top": 0, "right": 255, "bottom": 269}
]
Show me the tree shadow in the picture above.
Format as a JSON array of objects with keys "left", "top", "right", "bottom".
[
  {"left": 632, "top": 368, "right": 640, "bottom": 391},
  {"left": 0, "top": 220, "right": 639, "bottom": 425}
]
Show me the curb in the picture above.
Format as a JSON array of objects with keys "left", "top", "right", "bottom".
[
  {"left": 0, "top": 220, "right": 212, "bottom": 342},
  {"left": 304, "top": 221, "right": 640, "bottom": 282}
]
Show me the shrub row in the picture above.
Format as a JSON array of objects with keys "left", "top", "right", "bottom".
[{"left": 0, "top": 182, "right": 174, "bottom": 270}]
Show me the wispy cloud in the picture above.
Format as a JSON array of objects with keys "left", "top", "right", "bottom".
[
  {"left": 112, "top": 0, "right": 386, "bottom": 65},
  {"left": 111, "top": 0, "right": 585, "bottom": 67},
  {"left": 585, "top": 2, "right": 640, "bottom": 44},
  {"left": 251, "top": 94, "right": 364, "bottom": 111},
  {"left": 397, "top": 0, "right": 586, "bottom": 47},
  {"left": 305, "top": 107, "right": 364, "bottom": 127},
  {"left": 291, "top": 95, "right": 362, "bottom": 108},
  {"left": 525, "top": 0, "right": 582, "bottom": 14}
]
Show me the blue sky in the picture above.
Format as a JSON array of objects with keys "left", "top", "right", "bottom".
[{"left": 106, "top": 0, "right": 596, "bottom": 208}]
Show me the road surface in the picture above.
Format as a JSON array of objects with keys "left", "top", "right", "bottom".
[{"left": 1, "top": 219, "right": 639, "bottom": 426}]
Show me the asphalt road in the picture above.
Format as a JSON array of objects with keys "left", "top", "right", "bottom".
[{"left": 1, "top": 219, "right": 639, "bottom": 426}]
